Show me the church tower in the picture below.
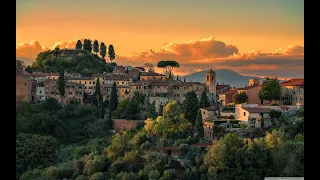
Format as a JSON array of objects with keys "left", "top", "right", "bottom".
[{"left": 205, "top": 69, "right": 217, "bottom": 105}]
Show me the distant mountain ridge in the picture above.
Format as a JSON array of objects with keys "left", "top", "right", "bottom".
[{"left": 181, "top": 69, "right": 263, "bottom": 87}]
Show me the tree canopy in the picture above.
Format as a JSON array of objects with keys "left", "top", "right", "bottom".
[
  {"left": 232, "top": 91, "right": 248, "bottom": 104},
  {"left": 109, "top": 82, "right": 118, "bottom": 114},
  {"left": 76, "top": 40, "right": 83, "bottom": 50},
  {"left": 199, "top": 87, "right": 210, "bottom": 108},
  {"left": 157, "top": 60, "right": 180, "bottom": 79},
  {"left": 100, "top": 42, "right": 107, "bottom": 59},
  {"left": 93, "top": 40, "right": 99, "bottom": 54},
  {"left": 183, "top": 91, "right": 200, "bottom": 125},
  {"left": 108, "top": 44, "right": 115, "bottom": 61},
  {"left": 258, "top": 77, "right": 281, "bottom": 102}
]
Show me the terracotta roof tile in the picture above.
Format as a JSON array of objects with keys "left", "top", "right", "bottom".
[
  {"left": 216, "top": 84, "right": 230, "bottom": 90},
  {"left": 280, "top": 78, "right": 304, "bottom": 87},
  {"left": 242, "top": 107, "right": 271, "bottom": 113}
]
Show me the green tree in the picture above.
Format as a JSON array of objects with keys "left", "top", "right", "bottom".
[
  {"left": 25, "top": 65, "right": 34, "bottom": 73},
  {"left": 99, "top": 97, "right": 105, "bottom": 119},
  {"left": 58, "top": 68, "right": 65, "bottom": 105},
  {"left": 195, "top": 110, "right": 204, "bottom": 137},
  {"left": 99, "top": 42, "right": 107, "bottom": 59},
  {"left": 88, "top": 39, "right": 93, "bottom": 52},
  {"left": 157, "top": 60, "right": 180, "bottom": 79},
  {"left": 183, "top": 91, "right": 200, "bottom": 125},
  {"left": 269, "top": 109, "right": 282, "bottom": 118},
  {"left": 232, "top": 91, "right": 248, "bottom": 104},
  {"left": 76, "top": 40, "right": 83, "bottom": 50},
  {"left": 147, "top": 101, "right": 158, "bottom": 119},
  {"left": 112, "top": 99, "right": 129, "bottom": 119},
  {"left": 164, "top": 101, "right": 182, "bottom": 125},
  {"left": 124, "top": 92, "right": 144, "bottom": 120},
  {"left": 16, "top": 133, "right": 59, "bottom": 179},
  {"left": 52, "top": 45, "right": 61, "bottom": 57},
  {"left": 94, "top": 78, "right": 102, "bottom": 107},
  {"left": 258, "top": 77, "right": 281, "bottom": 103},
  {"left": 83, "top": 39, "right": 88, "bottom": 50},
  {"left": 44, "top": 97, "right": 61, "bottom": 111},
  {"left": 109, "top": 82, "right": 118, "bottom": 114},
  {"left": 108, "top": 44, "right": 115, "bottom": 61},
  {"left": 83, "top": 39, "right": 93, "bottom": 52},
  {"left": 199, "top": 87, "right": 210, "bottom": 108},
  {"left": 93, "top": 39, "right": 99, "bottom": 54}
]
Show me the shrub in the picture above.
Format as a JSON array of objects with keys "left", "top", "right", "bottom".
[
  {"left": 148, "top": 170, "right": 160, "bottom": 180},
  {"left": 89, "top": 172, "right": 106, "bottom": 180},
  {"left": 75, "top": 175, "right": 89, "bottom": 180},
  {"left": 83, "top": 159, "right": 106, "bottom": 176},
  {"left": 20, "top": 169, "right": 47, "bottom": 180},
  {"left": 298, "top": 108, "right": 304, "bottom": 117},
  {"left": 45, "top": 166, "right": 74, "bottom": 179},
  {"left": 269, "top": 109, "right": 282, "bottom": 118},
  {"left": 163, "top": 169, "right": 178, "bottom": 180}
]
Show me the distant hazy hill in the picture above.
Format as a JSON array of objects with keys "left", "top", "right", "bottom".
[{"left": 181, "top": 69, "right": 263, "bottom": 87}]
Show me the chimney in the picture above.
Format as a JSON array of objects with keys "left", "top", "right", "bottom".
[{"left": 217, "top": 82, "right": 219, "bottom": 85}]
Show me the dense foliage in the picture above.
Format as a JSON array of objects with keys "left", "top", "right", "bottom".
[
  {"left": 232, "top": 91, "right": 248, "bottom": 104},
  {"left": 183, "top": 91, "right": 200, "bottom": 125},
  {"left": 259, "top": 77, "right": 282, "bottom": 102},
  {"left": 16, "top": 97, "right": 303, "bottom": 179},
  {"left": 29, "top": 42, "right": 114, "bottom": 76},
  {"left": 199, "top": 87, "right": 210, "bottom": 108},
  {"left": 157, "top": 60, "right": 180, "bottom": 79}
]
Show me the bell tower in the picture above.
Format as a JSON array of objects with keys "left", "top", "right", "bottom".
[{"left": 205, "top": 69, "right": 217, "bottom": 105}]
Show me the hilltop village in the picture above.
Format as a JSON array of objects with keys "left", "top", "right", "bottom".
[
  {"left": 16, "top": 61, "right": 304, "bottom": 136},
  {"left": 16, "top": 54, "right": 304, "bottom": 179}
]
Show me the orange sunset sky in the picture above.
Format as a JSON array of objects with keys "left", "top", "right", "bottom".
[{"left": 16, "top": 0, "right": 304, "bottom": 79}]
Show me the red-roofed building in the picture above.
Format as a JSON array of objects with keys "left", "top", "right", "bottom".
[
  {"left": 219, "top": 90, "right": 237, "bottom": 106},
  {"left": 160, "top": 146, "right": 180, "bottom": 156},
  {"left": 235, "top": 104, "right": 271, "bottom": 128},
  {"left": 280, "top": 78, "right": 304, "bottom": 106},
  {"left": 216, "top": 83, "right": 231, "bottom": 94}
]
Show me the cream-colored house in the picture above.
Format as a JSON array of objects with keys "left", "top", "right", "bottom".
[
  {"left": 235, "top": 104, "right": 271, "bottom": 127},
  {"left": 200, "top": 107, "right": 217, "bottom": 121}
]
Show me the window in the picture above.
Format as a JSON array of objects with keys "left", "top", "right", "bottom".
[
  {"left": 79, "top": 81, "right": 81, "bottom": 83},
  {"left": 244, "top": 112, "right": 246, "bottom": 116},
  {"left": 39, "top": 90, "right": 42, "bottom": 94},
  {"left": 93, "top": 77, "right": 95, "bottom": 79},
  {"left": 136, "top": 86, "right": 138, "bottom": 89},
  {"left": 174, "top": 86, "right": 176, "bottom": 89},
  {"left": 103, "top": 82, "right": 104, "bottom": 84},
  {"left": 89, "top": 81, "right": 91, "bottom": 84},
  {"left": 85, "top": 87, "right": 87, "bottom": 89},
  {"left": 93, "top": 81, "right": 95, "bottom": 84},
  {"left": 85, "top": 81, "right": 87, "bottom": 84},
  {"left": 144, "top": 86, "right": 146, "bottom": 89},
  {"left": 89, "top": 92, "right": 92, "bottom": 95},
  {"left": 161, "top": 77, "right": 163, "bottom": 79},
  {"left": 207, "top": 75, "right": 209, "bottom": 81},
  {"left": 203, "top": 111, "right": 206, "bottom": 114},
  {"left": 79, "top": 86, "right": 82, "bottom": 88},
  {"left": 117, "top": 82, "right": 119, "bottom": 84},
  {"left": 122, "top": 82, "right": 124, "bottom": 84}
]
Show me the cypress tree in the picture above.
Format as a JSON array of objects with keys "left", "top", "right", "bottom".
[
  {"left": 58, "top": 68, "right": 65, "bottom": 105},
  {"left": 195, "top": 110, "right": 204, "bottom": 137},
  {"left": 109, "top": 82, "right": 118, "bottom": 114}
]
